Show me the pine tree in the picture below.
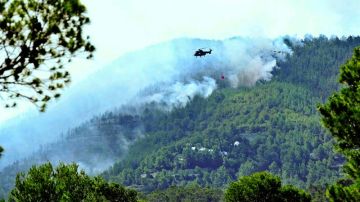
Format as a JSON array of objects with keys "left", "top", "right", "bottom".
[{"left": 318, "top": 47, "right": 360, "bottom": 201}]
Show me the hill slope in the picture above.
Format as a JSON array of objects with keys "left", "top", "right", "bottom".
[
  {"left": 1, "top": 36, "right": 360, "bottom": 198},
  {"left": 101, "top": 36, "right": 360, "bottom": 193},
  {"left": 102, "top": 82, "right": 339, "bottom": 192}
]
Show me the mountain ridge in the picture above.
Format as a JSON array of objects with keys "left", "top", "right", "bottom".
[{"left": 1, "top": 36, "right": 360, "bottom": 198}]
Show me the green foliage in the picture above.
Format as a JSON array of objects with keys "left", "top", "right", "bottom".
[
  {"left": 0, "top": 112, "right": 143, "bottom": 199},
  {"left": 326, "top": 179, "right": 360, "bottom": 202},
  {"left": 318, "top": 48, "right": 360, "bottom": 153},
  {"left": 100, "top": 36, "right": 360, "bottom": 194},
  {"left": 2, "top": 36, "right": 360, "bottom": 199},
  {"left": 8, "top": 162, "right": 137, "bottom": 202},
  {"left": 279, "top": 185, "right": 312, "bottom": 202},
  {"left": 224, "top": 172, "right": 311, "bottom": 202},
  {"left": 0, "top": 0, "right": 95, "bottom": 111},
  {"left": 274, "top": 36, "right": 360, "bottom": 99},
  {"left": 318, "top": 47, "right": 360, "bottom": 201},
  {"left": 145, "top": 184, "right": 223, "bottom": 202},
  {"left": 103, "top": 82, "right": 340, "bottom": 193}
]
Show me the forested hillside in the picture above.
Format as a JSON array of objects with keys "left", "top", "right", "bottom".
[
  {"left": 101, "top": 36, "right": 360, "bottom": 193},
  {"left": 274, "top": 36, "right": 359, "bottom": 98},
  {"left": 0, "top": 113, "right": 143, "bottom": 197},
  {"left": 102, "top": 82, "right": 338, "bottom": 192},
  {"left": 1, "top": 36, "right": 360, "bottom": 199}
]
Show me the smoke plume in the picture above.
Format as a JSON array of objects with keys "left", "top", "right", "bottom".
[{"left": 0, "top": 36, "right": 292, "bottom": 170}]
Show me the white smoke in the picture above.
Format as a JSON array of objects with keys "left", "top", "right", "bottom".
[
  {"left": 139, "top": 77, "right": 216, "bottom": 110},
  {"left": 228, "top": 57, "right": 276, "bottom": 87},
  {"left": 0, "top": 36, "right": 293, "bottom": 170}
]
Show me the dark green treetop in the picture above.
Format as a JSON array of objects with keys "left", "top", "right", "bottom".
[
  {"left": 318, "top": 47, "right": 360, "bottom": 152},
  {"left": 224, "top": 172, "right": 311, "bottom": 202},
  {"left": 318, "top": 47, "right": 360, "bottom": 201},
  {"left": 8, "top": 162, "right": 138, "bottom": 202}
]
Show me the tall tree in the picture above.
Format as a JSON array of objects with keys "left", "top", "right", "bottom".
[
  {"left": 0, "top": 0, "right": 95, "bottom": 112},
  {"left": 224, "top": 172, "right": 311, "bottom": 202},
  {"left": 0, "top": 0, "right": 94, "bottom": 158},
  {"left": 8, "top": 162, "right": 138, "bottom": 201},
  {"left": 318, "top": 47, "right": 360, "bottom": 201}
]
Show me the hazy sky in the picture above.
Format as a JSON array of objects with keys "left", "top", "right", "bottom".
[
  {"left": 82, "top": 0, "right": 360, "bottom": 61},
  {"left": 1, "top": 0, "right": 360, "bottom": 122}
]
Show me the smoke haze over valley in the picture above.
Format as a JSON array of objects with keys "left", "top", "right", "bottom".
[
  {"left": 1, "top": 1, "right": 360, "bottom": 200},
  {"left": 0, "top": 37, "right": 291, "bottom": 170}
]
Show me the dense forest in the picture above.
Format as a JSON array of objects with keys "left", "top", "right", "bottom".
[
  {"left": 100, "top": 36, "right": 360, "bottom": 193},
  {"left": 1, "top": 36, "right": 360, "bottom": 200}
]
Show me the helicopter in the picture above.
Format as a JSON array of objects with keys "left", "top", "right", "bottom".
[
  {"left": 194, "top": 48, "right": 212, "bottom": 57},
  {"left": 272, "top": 50, "right": 287, "bottom": 54}
]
